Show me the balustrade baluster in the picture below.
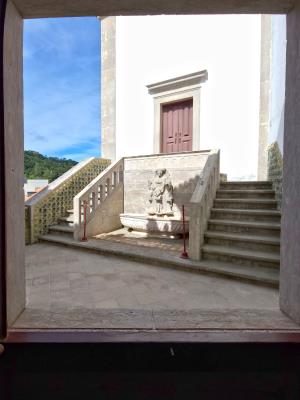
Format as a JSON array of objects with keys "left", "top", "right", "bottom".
[
  {"left": 97, "top": 186, "right": 101, "bottom": 205},
  {"left": 86, "top": 197, "right": 91, "bottom": 217},
  {"left": 119, "top": 167, "right": 124, "bottom": 183},
  {"left": 80, "top": 201, "right": 84, "bottom": 223},
  {"left": 90, "top": 192, "right": 96, "bottom": 211},
  {"left": 106, "top": 178, "right": 110, "bottom": 196},
  {"left": 113, "top": 171, "right": 117, "bottom": 188},
  {"left": 99, "top": 185, "right": 104, "bottom": 202}
]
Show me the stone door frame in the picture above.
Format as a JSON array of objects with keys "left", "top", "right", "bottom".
[{"left": 147, "top": 70, "right": 208, "bottom": 153}]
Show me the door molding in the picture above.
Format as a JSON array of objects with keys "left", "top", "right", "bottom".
[{"left": 147, "top": 70, "right": 208, "bottom": 154}]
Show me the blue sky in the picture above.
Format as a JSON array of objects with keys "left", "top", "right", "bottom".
[{"left": 24, "top": 17, "right": 101, "bottom": 161}]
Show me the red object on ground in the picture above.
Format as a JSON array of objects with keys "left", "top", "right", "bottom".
[
  {"left": 180, "top": 204, "right": 189, "bottom": 259},
  {"left": 81, "top": 200, "right": 88, "bottom": 242}
]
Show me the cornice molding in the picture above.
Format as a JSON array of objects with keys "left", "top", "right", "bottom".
[{"left": 147, "top": 70, "right": 208, "bottom": 95}]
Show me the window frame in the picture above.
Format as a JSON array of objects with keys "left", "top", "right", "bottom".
[{"left": 1, "top": 0, "right": 299, "bottom": 342}]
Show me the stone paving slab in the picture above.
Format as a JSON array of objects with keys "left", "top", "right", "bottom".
[
  {"left": 96, "top": 228, "right": 184, "bottom": 253},
  {"left": 13, "top": 308, "right": 155, "bottom": 330},
  {"left": 40, "top": 234, "right": 279, "bottom": 287},
  {"left": 12, "top": 308, "right": 299, "bottom": 330},
  {"left": 152, "top": 309, "right": 299, "bottom": 330},
  {"left": 12, "top": 243, "right": 288, "bottom": 330}
]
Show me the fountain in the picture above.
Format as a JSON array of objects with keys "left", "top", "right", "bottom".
[{"left": 120, "top": 168, "right": 189, "bottom": 237}]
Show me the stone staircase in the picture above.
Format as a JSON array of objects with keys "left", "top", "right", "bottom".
[
  {"left": 201, "top": 180, "right": 280, "bottom": 286},
  {"left": 46, "top": 209, "right": 75, "bottom": 239},
  {"left": 40, "top": 180, "right": 280, "bottom": 288}
]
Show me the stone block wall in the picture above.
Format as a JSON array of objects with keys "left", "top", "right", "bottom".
[
  {"left": 267, "top": 141, "right": 283, "bottom": 209},
  {"left": 123, "top": 152, "right": 209, "bottom": 217}
]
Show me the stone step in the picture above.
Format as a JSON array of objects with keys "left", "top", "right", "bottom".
[
  {"left": 220, "top": 181, "right": 273, "bottom": 190},
  {"left": 58, "top": 215, "right": 74, "bottom": 226},
  {"left": 48, "top": 224, "right": 74, "bottom": 238},
  {"left": 205, "top": 231, "right": 280, "bottom": 253},
  {"left": 216, "top": 189, "right": 275, "bottom": 199},
  {"left": 214, "top": 198, "right": 278, "bottom": 210},
  {"left": 210, "top": 208, "right": 281, "bottom": 223},
  {"left": 207, "top": 219, "right": 280, "bottom": 237},
  {"left": 202, "top": 244, "right": 280, "bottom": 269},
  {"left": 192, "top": 260, "right": 279, "bottom": 288},
  {"left": 38, "top": 234, "right": 279, "bottom": 288}
]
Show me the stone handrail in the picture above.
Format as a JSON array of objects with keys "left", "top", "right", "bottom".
[
  {"left": 25, "top": 157, "right": 111, "bottom": 243},
  {"left": 73, "top": 158, "right": 124, "bottom": 240},
  {"left": 189, "top": 149, "right": 220, "bottom": 260}
]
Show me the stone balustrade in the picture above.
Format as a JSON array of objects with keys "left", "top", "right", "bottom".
[
  {"left": 25, "top": 150, "right": 220, "bottom": 255},
  {"left": 189, "top": 149, "right": 220, "bottom": 260},
  {"left": 267, "top": 141, "right": 283, "bottom": 209},
  {"left": 73, "top": 158, "right": 124, "bottom": 240},
  {"left": 25, "top": 157, "right": 111, "bottom": 244}
]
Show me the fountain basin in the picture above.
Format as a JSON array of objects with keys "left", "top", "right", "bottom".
[{"left": 120, "top": 213, "right": 189, "bottom": 235}]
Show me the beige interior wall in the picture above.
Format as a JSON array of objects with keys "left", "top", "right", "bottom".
[
  {"left": 280, "top": 0, "right": 300, "bottom": 324},
  {"left": 4, "top": 0, "right": 25, "bottom": 326}
]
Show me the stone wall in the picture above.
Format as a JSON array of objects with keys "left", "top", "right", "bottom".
[
  {"left": 4, "top": 0, "right": 26, "bottom": 327},
  {"left": 84, "top": 184, "right": 124, "bottom": 239},
  {"left": 267, "top": 141, "right": 283, "bottom": 209},
  {"left": 257, "top": 15, "right": 271, "bottom": 180},
  {"left": 101, "top": 17, "right": 116, "bottom": 161},
  {"left": 280, "top": 0, "right": 300, "bottom": 325},
  {"left": 25, "top": 206, "right": 30, "bottom": 245},
  {"left": 123, "top": 152, "right": 209, "bottom": 217}
]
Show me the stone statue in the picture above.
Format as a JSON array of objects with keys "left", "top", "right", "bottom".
[{"left": 148, "top": 169, "right": 174, "bottom": 215}]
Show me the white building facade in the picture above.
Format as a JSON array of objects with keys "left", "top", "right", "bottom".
[{"left": 101, "top": 15, "right": 286, "bottom": 180}]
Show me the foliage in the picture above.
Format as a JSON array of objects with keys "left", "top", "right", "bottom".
[{"left": 24, "top": 150, "right": 77, "bottom": 182}]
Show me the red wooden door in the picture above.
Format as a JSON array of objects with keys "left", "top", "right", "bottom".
[{"left": 161, "top": 99, "right": 193, "bottom": 153}]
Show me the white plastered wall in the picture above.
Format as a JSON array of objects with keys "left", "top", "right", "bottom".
[{"left": 115, "top": 15, "right": 261, "bottom": 179}]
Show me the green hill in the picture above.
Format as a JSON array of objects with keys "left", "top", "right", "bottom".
[{"left": 24, "top": 150, "right": 78, "bottom": 182}]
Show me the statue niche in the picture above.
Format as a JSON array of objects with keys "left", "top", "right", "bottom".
[{"left": 148, "top": 169, "right": 174, "bottom": 216}]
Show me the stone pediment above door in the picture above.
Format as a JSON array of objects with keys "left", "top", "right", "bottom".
[{"left": 147, "top": 70, "right": 208, "bottom": 96}]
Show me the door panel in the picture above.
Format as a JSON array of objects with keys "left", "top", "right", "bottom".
[
  {"left": 161, "top": 99, "right": 193, "bottom": 153},
  {"left": 162, "top": 104, "right": 177, "bottom": 153},
  {"left": 181, "top": 101, "right": 193, "bottom": 151}
]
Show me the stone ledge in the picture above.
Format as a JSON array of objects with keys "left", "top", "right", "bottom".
[{"left": 12, "top": 308, "right": 298, "bottom": 330}]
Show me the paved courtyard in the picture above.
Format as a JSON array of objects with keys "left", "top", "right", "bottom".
[
  {"left": 11, "top": 242, "right": 299, "bottom": 330},
  {"left": 96, "top": 228, "right": 184, "bottom": 253}
]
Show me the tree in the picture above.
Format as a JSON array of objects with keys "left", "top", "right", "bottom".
[{"left": 24, "top": 150, "right": 77, "bottom": 182}]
